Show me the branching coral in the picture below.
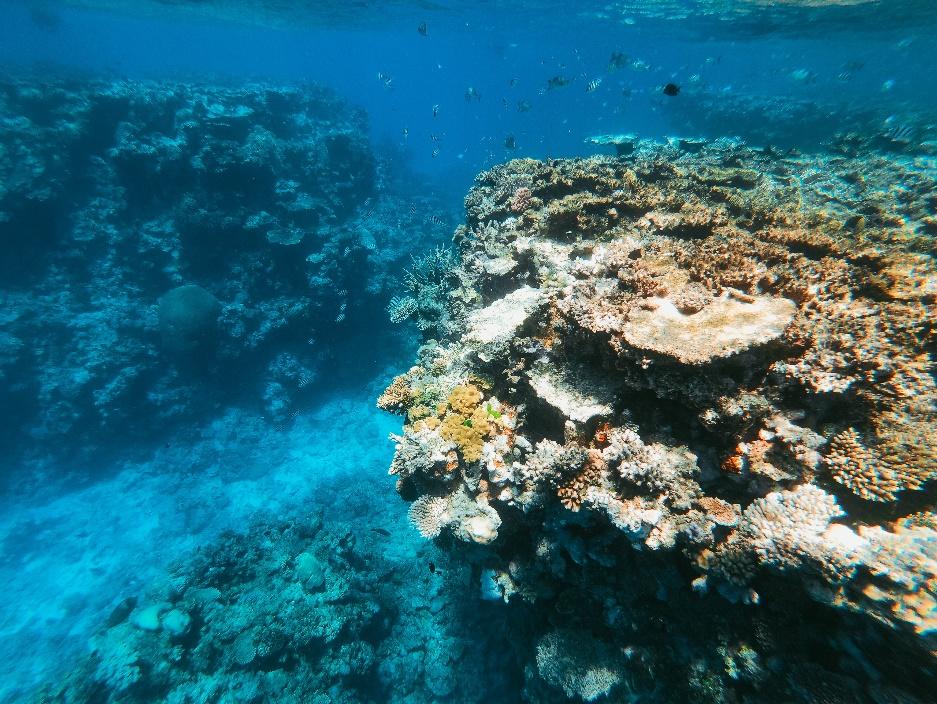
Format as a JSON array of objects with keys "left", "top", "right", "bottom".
[
  {"left": 408, "top": 495, "right": 450, "bottom": 539},
  {"left": 377, "top": 371, "right": 417, "bottom": 414}
]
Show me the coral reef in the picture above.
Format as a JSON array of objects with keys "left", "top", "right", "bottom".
[
  {"left": 36, "top": 496, "right": 522, "bottom": 704},
  {"left": 0, "top": 74, "right": 444, "bottom": 472},
  {"left": 380, "top": 142, "right": 937, "bottom": 701}
]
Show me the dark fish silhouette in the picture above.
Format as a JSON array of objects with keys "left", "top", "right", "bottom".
[
  {"left": 371, "top": 527, "right": 391, "bottom": 537},
  {"left": 662, "top": 83, "right": 681, "bottom": 96},
  {"left": 417, "top": 22, "right": 427, "bottom": 36},
  {"left": 608, "top": 51, "right": 629, "bottom": 72},
  {"left": 517, "top": 100, "right": 531, "bottom": 113},
  {"left": 504, "top": 135, "right": 517, "bottom": 149},
  {"left": 428, "top": 562, "right": 436, "bottom": 573},
  {"left": 547, "top": 75, "right": 570, "bottom": 90}
]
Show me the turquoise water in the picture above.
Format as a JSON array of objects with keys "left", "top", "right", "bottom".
[{"left": 0, "top": 1, "right": 934, "bottom": 702}]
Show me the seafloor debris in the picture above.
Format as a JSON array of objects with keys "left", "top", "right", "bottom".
[{"left": 381, "top": 141, "right": 937, "bottom": 702}]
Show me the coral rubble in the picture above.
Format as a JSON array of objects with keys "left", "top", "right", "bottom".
[{"left": 380, "top": 142, "right": 937, "bottom": 702}]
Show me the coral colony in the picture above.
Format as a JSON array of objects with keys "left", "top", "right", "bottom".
[{"left": 379, "top": 144, "right": 936, "bottom": 701}]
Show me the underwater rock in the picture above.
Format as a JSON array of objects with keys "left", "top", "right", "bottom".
[
  {"left": 158, "top": 284, "right": 220, "bottom": 355},
  {"left": 380, "top": 142, "right": 937, "bottom": 702}
]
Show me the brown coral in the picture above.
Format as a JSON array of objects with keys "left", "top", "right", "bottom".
[
  {"left": 447, "top": 384, "right": 484, "bottom": 415},
  {"left": 825, "top": 428, "right": 902, "bottom": 503},
  {"left": 440, "top": 406, "right": 490, "bottom": 463},
  {"left": 377, "top": 371, "right": 417, "bottom": 414}
]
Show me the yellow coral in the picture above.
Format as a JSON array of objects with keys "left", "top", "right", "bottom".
[
  {"left": 448, "top": 384, "right": 483, "bottom": 415},
  {"left": 440, "top": 407, "right": 490, "bottom": 463},
  {"left": 407, "top": 405, "right": 432, "bottom": 422},
  {"left": 411, "top": 416, "right": 441, "bottom": 432}
]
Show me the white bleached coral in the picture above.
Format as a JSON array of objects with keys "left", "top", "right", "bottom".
[
  {"left": 408, "top": 495, "right": 450, "bottom": 539},
  {"left": 535, "top": 629, "right": 627, "bottom": 702},
  {"left": 464, "top": 285, "right": 546, "bottom": 360},
  {"left": 619, "top": 293, "right": 796, "bottom": 365},
  {"left": 408, "top": 488, "right": 503, "bottom": 545}
]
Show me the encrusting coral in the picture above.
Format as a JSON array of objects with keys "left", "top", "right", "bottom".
[{"left": 378, "top": 140, "right": 937, "bottom": 702}]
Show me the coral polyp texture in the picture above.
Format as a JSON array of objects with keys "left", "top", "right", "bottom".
[{"left": 379, "top": 142, "right": 937, "bottom": 702}]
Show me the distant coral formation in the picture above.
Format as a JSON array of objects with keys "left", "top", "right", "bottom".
[
  {"left": 0, "top": 75, "right": 445, "bottom": 468},
  {"left": 380, "top": 142, "right": 937, "bottom": 702},
  {"left": 38, "top": 495, "right": 520, "bottom": 703}
]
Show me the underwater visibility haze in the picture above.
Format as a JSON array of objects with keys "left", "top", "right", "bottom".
[{"left": 0, "top": 0, "right": 935, "bottom": 702}]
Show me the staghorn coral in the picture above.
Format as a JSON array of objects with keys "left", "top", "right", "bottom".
[
  {"left": 380, "top": 144, "right": 937, "bottom": 702},
  {"left": 377, "top": 370, "right": 418, "bottom": 414}
]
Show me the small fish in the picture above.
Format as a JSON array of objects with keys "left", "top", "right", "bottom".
[
  {"left": 789, "top": 68, "right": 816, "bottom": 83},
  {"left": 517, "top": 100, "right": 531, "bottom": 112},
  {"left": 430, "top": 133, "right": 441, "bottom": 143},
  {"left": 371, "top": 527, "right": 391, "bottom": 537},
  {"left": 417, "top": 21, "right": 427, "bottom": 36},
  {"left": 428, "top": 562, "right": 436, "bottom": 573},
  {"left": 608, "top": 51, "right": 629, "bottom": 72},
  {"left": 837, "top": 72, "right": 852, "bottom": 82},
  {"left": 662, "top": 83, "right": 680, "bottom": 96},
  {"left": 402, "top": 127, "right": 409, "bottom": 140},
  {"left": 508, "top": 77, "right": 518, "bottom": 87},
  {"left": 465, "top": 86, "right": 481, "bottom": 101},
  {"left": 881, "top": 79, "right": 896, "bottom": 92},
  {"left": 432, "top": 104, "right": 439, "bottom": 117},
  {"left": 884, "top": 120, "right": 916, "bottom": 144},
  {"left": 377, "top": 72, "right": 393, "bottom": 89},
  {"left": 631, "top": 59, "right": 650, "bottom": 71},
  {"left": 504, "top": 135, "right": 517, "bottom": 149},
  {"left": 430, "top": 214, "right": 445, "bottom": 226},
  {"left": 431, "top": 148, "right": 440, "bottom": 158},
  {"left": 586, "top": 77, "right": 602, "bottom": 93},
  {"left": 546, "top": 75, "right": 569, "bottom": 90}
]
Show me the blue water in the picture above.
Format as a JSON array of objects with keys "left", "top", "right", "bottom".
[{"left": 0, "top": 1, "right": 935, "bottom": 702}]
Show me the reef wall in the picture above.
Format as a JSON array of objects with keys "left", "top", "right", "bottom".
[
  {"left": 0, "top": 75, "right": 436, "bottom": 474},
  {"left": 380, "top": 142, "right": 937, "bottom": 702}
]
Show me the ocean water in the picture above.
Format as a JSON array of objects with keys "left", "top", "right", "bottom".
[{"left": 0, "top": 1, "right": 935, "bottom": 703}]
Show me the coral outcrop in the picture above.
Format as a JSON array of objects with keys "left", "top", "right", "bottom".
[{"left": 380, "top": 141, "right": 937, "bottom": 702}]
